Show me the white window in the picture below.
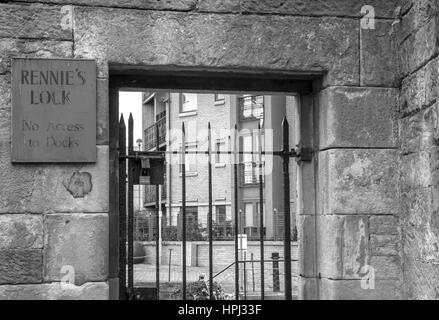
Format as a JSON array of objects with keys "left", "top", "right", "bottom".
[
  {"left": 215, "top": 139, "right": 227, "bottom": 166},
  {"left": 181, "top": 144, "right": 197, "bottom": 173},
  {"left": 181, "top": 93, "right": 198, "bottom": 113},
  {"left": 245, "top": 203, "right": 254, "bottom": 227}
]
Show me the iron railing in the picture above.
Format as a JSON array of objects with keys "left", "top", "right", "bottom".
[
  {"left": 144, "top": 116, "right": 166, "bottom": 150},
  {"left": 239, "top": 162, "right": 264, "bottom": 185}
]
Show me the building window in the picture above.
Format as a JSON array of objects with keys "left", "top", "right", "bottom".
[
  {"left": 180, "top": 144, "right": 197, "bottom": 173},
  {"left": 214, "top": 94, "right": 226, "bottom": 104},
  {"left": 239, "top": 133, "right": 264, "bottom": 185},
  {"left": 215, "top": 139, "right": 226, "bottom": 167},
  {"left": 244, "top": 203, "right": 254, "bottom": 227},
  {"left": 216, "top": 205, "right": 226, "bottom": 224},
  {"left": 181, "top": 93, "right": 198, "bottom": 113},
  {"left": 239, "top": 95, "right": 264, "bottom": 121}
]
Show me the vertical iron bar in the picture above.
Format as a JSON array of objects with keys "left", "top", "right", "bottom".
[
  {"left": 233, "top": 124, "right": 239, "bottom": 300},
  {"left": 251, "top": 253, "right": 255, "bottom": 292},
  {"left": 258, "top": 122, "right": 265, "bottom": 300},
  {"left": 282, "top": 117, "right": 292, "bottom": 300},
  {"left": 155, "top": 122, "right": 160, "bottom": 299},
  {"left": 127, "top": 113, "right": 134, "bottom": 299},
  {"left": 168, "top": 249, "right": 172, "bottom": 283},
  {"left": 243, "top": 251, "right": 247, "bottom": 300},
  {"left": 182, "top": 122, "right": 187, "bottom": 300},
  {"left": 208, "top": 122, "right": 213, "bottom": 300},
  {"left": 118, "top": 115, "right": 127, "bottom": 300}
]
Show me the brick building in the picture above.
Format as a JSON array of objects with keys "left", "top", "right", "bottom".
[
  {"left": 141, "top": 92, "right": 297, "bottom": 241},
  {"left": 0, "top": 0, "right": 438, "bottom": 300}
]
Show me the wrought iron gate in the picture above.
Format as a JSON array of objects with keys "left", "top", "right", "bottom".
[{"left": 118, "top": 113, "right": 311, "bottom": 300}]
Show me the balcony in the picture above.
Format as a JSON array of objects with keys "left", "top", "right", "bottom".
[
  {"left": 144, "top": 116, "right": 166, "bottom": 150},
  {"left": 144, "top": 177, "right": 167, "bottom": 205},
  {"left": 239, "top": 162, "right": 264, "bottom": 186}
]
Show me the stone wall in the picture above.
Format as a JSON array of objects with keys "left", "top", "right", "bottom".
[
  {"left": 397, "top": 0, "right": 439, "bottom": 300},
  {"left": 0, "top": 0, "right": 436, "bottom": 300}
]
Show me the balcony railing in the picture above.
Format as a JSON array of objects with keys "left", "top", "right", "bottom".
[
  {"left": 240, "top": 162, "right": 264, "bottom": 186},
  {"left": 144, "top": 178, "right": 167, "bottom": 204},
  {"left": 144, "top": 116, "right": 166, "bottom": 150}
]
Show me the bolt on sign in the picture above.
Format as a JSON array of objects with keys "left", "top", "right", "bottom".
[{"left": 11, "top": 58, "right": 96, "bottom": 162}]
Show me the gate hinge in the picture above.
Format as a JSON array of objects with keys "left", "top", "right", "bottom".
[
  {"left": 287, "top": 145, "right": 313, "bottom": 163},
  {"left": 296, "top": 146, "right": 313, "bottom": 163}
]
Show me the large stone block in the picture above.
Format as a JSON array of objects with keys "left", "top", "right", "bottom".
[
  {"left": 0, "top": 146, "right": 109, "bottom": 214},
  {"left": 400, "top": 103, "right": 439, "bottom": 154},
  {"left": 0, "top": 249, "right": 43, "bottom": 284},
  {"left": 0, "top": 214, "right": 43, "bottom": 249},
  {"left": 200, "top": 0, "right": 399, "bottom": 18},
  {"left": 318, "top": 215, "right": 373, "bottom": 280},
  {"left": 319, "top": 87, "right": 398, "bottom": 149},
  {"left": 43, "top": 213, "right": 108, "bottom": 285},
  {"left": 361, "top": 20, "right": 400, "bottom": 86},
  {"left": 399, "top": 15, "right": 439, "bottom": 76},
  {"left": 369, "top": 216, "right": 399, "bottom": 236},
  {"left": 403, "top": 249, "right": 439, "bottom": 299},
  {"left": 399, "top": 0, "right": 438, "bottom": 42},
  {"left": 298, "top": 277, "right": 318, "bottom": 300},
  {"left": 370, "top": 235, "right": 400, "bottom": 256},
  {"left": 400, "top": 148, "right": 439, "bottom": 191},
  {"left": 369, "top": 256, "right": 402, "bottom": 280},
  {"left": 16, "top": 0, "right": 197, "bottom": 11},
  {"left": 97, "top": 78, "right": 109, "bottom": 145},
  {"left": 297, "top": 215, "right": 317, "bottom": 278},
  {"left": 318, "top": 149, "right": 399, "bottom": 215},
  {"left": 0, "top": 282, "right": 109, "bottom": 300},
  {"left": 320, "top": 278, "right": 402, "bottom": 300},
  {"left": 0, "top": 3, "right": 72, "bottom": 40},
  {"left": 400, "top": 57, "right": 439, "bottom": 116},
  {"left": 0, "top": 39, "right": 73, "bottom": 74},
  {"left": 74, "top": 8, "right": 359, "bottom": 85}
]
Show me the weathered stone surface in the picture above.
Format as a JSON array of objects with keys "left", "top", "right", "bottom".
[
  {"left": 298, "top": 277, "right": 318, "bottom": 300},
  {"left": 0, "top": 250, "right": 43, "bottom": 284},
  {"left": 400, "top": 57, "right": 439, "bottom": 116},
  {"left": 0, "top": 146, "right": 109, "bottom": 214},
  {"left": 0, "top": 39, "right": 73, "bottom": 74},
  {"left": 370, "top": 256, "right": 402, "bottom": 280},
  {"left": 399, "top": 0, "right": 438, "bottom": 42},
  {"left": 320, "top": 278, "right": 402, "bottom": 300},
  {"left": 97, "top": 78, "right": 109, "bottom": 145},
  {"left": 0, "top": 282, "right": 109, "bottom": 300},
  {"left": 16, "top": 0, "right": 197, "bottom": 11},
  {"left": 0, "top": 3, "right": 72, "bottom": 40},
  {"left": 74, "top": 8, "right": 359, "bottom": 85},
  {"left": 318, "top": 215, "right": 374, "bottom": 280},
  {"left": 400, "top": 103, "right": 439, "bottom": 154},
  {"left": 369, "top": 216, "right": 399, "bottom": 235},
  {"left": 200, "top": 0, "right": 399, "bottom": 18},
  {"left": 298, "top": 215, "right": 317, "bottom": 278},
  {"left": 318, "top": 150, "right": 399, "bottom": 215},
  {"left": 44, "top": 214, "right": 108, "bottom": 285},
  {"left": 399, "top": 15, "right": 438, "bottom": 76},
  {"left": 400, "top": 148, "right": 439, "bottom": 191},
  {"left": 370, "top": 235, "right": 400, "bottom": 256},
  {"left": 403, "top": 253, "right": 439, "bottom": 299},
  {"left": 319, "top": 87, "right": 398, "bottom": 149},
  {"left": 361, "top": 20, "right": 400, "bottom": 86},
  {"left": 0, "top": 214, "right": 43, "bottom": 249}
]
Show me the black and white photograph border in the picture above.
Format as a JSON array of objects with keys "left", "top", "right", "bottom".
[{"left": 0, "top": 0, "right": 438, "bottom": 303}]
